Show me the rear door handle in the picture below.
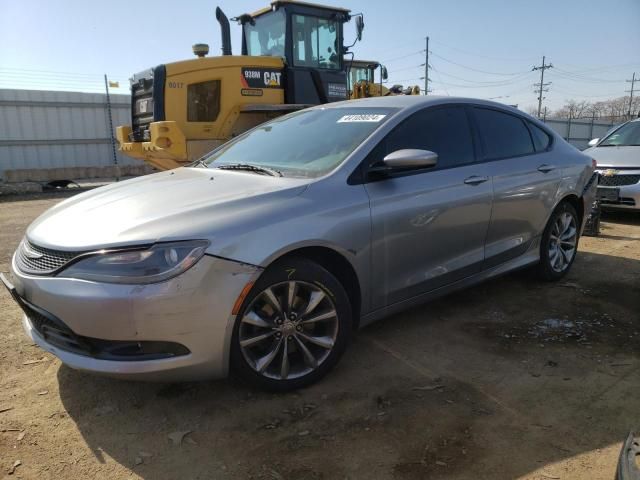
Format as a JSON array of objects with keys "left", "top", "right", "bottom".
[
  {"left": 538, "top": 164, "right": 556, "bottom": 173},
  {"left": 464, "top": 175, "right": 489, "bottom": 185}
]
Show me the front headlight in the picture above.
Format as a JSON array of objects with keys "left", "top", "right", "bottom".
[{"left": 58, "top": 240, "right": 209, "bottom": 284}]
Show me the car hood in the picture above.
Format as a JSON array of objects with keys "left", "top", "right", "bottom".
[
  {"left": 584, "top": 145, "right": 640, "bottom": 168},
  {"left": 27, "top": 168, "right": 309, "bottom": 252}
]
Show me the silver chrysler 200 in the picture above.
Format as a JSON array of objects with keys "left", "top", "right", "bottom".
[{"left": 2, "top": 96, "right": 597, "bottom": 390}]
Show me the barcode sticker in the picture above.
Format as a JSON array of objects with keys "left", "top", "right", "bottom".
[{"left": 337, "top": 114, "right": 386, "bottom": 123}]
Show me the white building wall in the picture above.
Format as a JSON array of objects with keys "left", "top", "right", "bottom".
[{"left": 0, "top": 89, "right": 149, "bottom": 182}]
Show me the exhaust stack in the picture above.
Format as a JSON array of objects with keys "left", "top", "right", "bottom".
[{"left": 215, "top": 7, "right": 232, "bottom": 56}]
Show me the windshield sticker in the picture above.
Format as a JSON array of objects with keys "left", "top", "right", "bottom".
[{"left": 337, "top": 114, "right": 387, "bottom": 123}]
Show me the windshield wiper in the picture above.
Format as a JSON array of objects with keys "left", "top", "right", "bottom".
[
  {"left": 188, "top": 158, "right": 210, "bottom": 168},
  {"left": 216, "top": 163, "right": 283, "bottom": 177}
]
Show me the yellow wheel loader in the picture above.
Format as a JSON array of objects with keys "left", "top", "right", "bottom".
[
  {"left": 347, "top": 59, "right": 421, "bottom": 98},
  {"left": 116, "top": 1, "right": 364, "bottom": 171}
]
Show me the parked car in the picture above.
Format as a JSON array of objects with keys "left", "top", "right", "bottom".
[
  {"left": 1, "top": 96, "right": 597, "bottom": 390},
  {"left": 585, "top": 118, "right": 640, "bottom": 211}
]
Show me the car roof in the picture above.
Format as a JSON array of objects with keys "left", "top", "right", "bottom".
[{"left": 318, "top": 95, "right": 526, "bottom": 116}]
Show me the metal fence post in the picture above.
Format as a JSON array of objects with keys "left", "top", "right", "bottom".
[{"left": 104, "top": 74, "right": 119, "bottom": 182}]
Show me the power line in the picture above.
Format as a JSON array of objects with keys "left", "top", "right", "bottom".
[
  {"left": 429, "top": 52, "right": 529, "bottom": 76},
  {"left": 379, "top": 50, "right": 425, "bottom": 64},
  {"left": 383, "top": 77, "right": 423, "bottom": 85},
  {"left": 389, "top": 64, "right": 424, "bottom": 73},
  {"left": 548, "top": 86, "right": 623, "bottom": 99},
  {"left": 553, "top": 62, "right": 640, "bottom": 75},
  {"left": 430, "top": 66, "right": 535, "bottom": 86},
  {"left": 430, "top": 64, "right": 449, "bottom": 96},
  {"left": 429, "top": 38, "right": 539, "bottom": 63},
  {"left": 0, "top": 66, "right": 129, "bottom": 79},
  {"left": 553, "top": 67, "right": 625, "bottom": 84}
]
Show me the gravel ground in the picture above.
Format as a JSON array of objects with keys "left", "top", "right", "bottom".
[{"left": 1, "top": 191, "right": 639, "bottom": 480}]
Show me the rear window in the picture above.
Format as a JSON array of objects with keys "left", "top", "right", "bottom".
[
  {"left": 474, "top": 108, "right": 534, "bottom": 160},
  {"left": 187, "top": 80, "right": 221, "bottom": 122},
  {"left": 528, "top": 121, "right": 551, "bottom": 151}
]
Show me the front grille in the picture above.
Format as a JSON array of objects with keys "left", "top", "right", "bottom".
[
  {"left": 15, "top": 240, "right": 83, "bottom": 275},
  {"left": 598, "top": 174, "right": 640, "bottom": 187}
]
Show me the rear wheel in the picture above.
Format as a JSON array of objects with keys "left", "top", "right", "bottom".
[
  {"left": 231, "top": 257, "right": 352, "bottom": 391},
  {"left": 536, "top": 202, "right": 580, "bottom": 281}
]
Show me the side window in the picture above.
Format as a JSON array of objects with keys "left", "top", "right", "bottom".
[
  {"left": 527, "top": 121, "right": 551, "bottom": 151},
  {"left": 292, "top": 15, "right": 339, "bottom": 69},
  {"left": 368, "top": 107, "right": 475, "bottom": 170},
  {"left": 187, "top": 80, "right": 221, "bottom": 122},
  {"left": 474, "top": 108, "right": 534, "bottom": 160}
]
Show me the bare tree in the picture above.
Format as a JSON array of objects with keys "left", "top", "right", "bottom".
[
  {"left": 525, "top": 106, "right": 539, "bottom": 117},
  {"left": 549, "top": 96, "right": 640, "bottom": 122}
]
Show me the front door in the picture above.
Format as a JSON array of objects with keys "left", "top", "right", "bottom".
[{"left": 363, "top": 106, "right": 493, "bottom": 309}]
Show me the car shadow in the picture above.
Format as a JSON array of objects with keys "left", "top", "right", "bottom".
[
  {"left": 57, "top": 250, "right": 640, "bottom": 479},
  {"left": 601, "top": 210, "right": 640, "bottom": 226}
]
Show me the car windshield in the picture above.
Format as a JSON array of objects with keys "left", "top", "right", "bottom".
[
  {"left": 599, "top": 121, "right": 640, "bottom": 147},
  {"left": 202, "top": 107, "right": 397, "bottom": 177}
]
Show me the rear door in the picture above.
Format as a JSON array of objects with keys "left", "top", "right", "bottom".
[
  {"left": 363, "top": 105, "right": 493, "bottom": 309},
  {"left": 471, "top": 107, "right": 561, "bottom": 268}
]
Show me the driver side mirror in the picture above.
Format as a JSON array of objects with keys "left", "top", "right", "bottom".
[
  {"left": 355, "top": 16, "right": 364, "bottom": 41},
  {"left": 588, "top": 138, "right": 600, "bottom": 147},
  {"left": 381, "top": 65, "right": 388, "bottom": 81},
  {"left": 369, "top": 149, "right": 438, "bottom": 176}
]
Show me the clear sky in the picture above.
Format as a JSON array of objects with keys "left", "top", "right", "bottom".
[{"left": 1, "top": 0, "right": 639, "bottom": 112}]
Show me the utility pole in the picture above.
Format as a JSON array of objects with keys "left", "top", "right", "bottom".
[
  {"left": 424, "top": 36, "right": 429, "bottom": 95},
  {"left": 104, "top": 74, "right": 119, "bottom": 181},
  {"left": 625, "top": 72, "right": 637, "bottom": 118},
  {"left": 532, "top": 56, "right": 553, "bottom": 118}
]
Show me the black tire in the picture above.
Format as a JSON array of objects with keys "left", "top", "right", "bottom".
[
  {"left": 230, "top": 256, "right": 352, "bottom": 391},
  {"left": 536, "top": 201, "right": 580, "bottom": 281}
]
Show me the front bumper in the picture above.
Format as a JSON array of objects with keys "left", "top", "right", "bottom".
[
  {"left": 116, "top": 121, "right": 187, "bottom": 171},
  {"left": 596, "top": 170, "right": 640, "bottom": 211},
  {"left": 4, "top": 254, "right": 261, "bottom": 381}
]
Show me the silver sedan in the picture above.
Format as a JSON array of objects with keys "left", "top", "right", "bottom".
[
  {"left": 584, "top": 118, "right": 640, "bottom": 211},
  {"left": 2, "top": 96, "right": 597, "bottom": 390}
]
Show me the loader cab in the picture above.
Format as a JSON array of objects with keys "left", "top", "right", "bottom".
[
  {"left": 347, "top": 59, "right": 378, "bottom": 92},
  {"left": 238, "top": 1, "right": 355, "bottom": 104}
]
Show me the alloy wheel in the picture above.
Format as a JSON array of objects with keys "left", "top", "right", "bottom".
[
  {"left": 548, "top": 212, "right": 577, "bottom": 273},
  {"left": 238, "top": 281, "right": 339, "bottom": 380}
]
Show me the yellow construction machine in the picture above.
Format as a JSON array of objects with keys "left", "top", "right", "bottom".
[
  {"left": 347, "top": 59, "right": 421, "bottom": 98},
  {"left": 116, "top": 1, "right": 365, "bottom": 170}
]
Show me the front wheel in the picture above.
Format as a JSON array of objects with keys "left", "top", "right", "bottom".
[
  {"left": 536, "top": 202, "right": 580, "bottom": 281},
  {"left": 230, "top": 257, "right": 352, "bottom": 391}
]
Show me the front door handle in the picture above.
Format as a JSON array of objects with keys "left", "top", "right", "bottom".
[
  {"left": 464, "top": 175, "right": 489, "bottom": 185},
  {"left": 538, "top": 164, "right": 556, "bottom": 173}
]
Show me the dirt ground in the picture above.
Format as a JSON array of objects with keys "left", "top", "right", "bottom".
[{"left": 1, "top": 191, "right": 639, "bottom": 480}]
